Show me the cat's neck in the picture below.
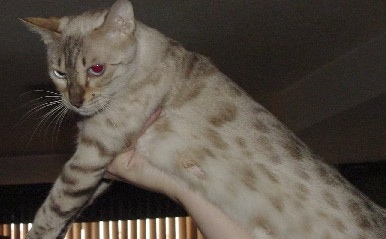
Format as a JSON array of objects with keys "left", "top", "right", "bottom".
[{"left": 132, "top": 21, "right": 170, "bottom": 77}]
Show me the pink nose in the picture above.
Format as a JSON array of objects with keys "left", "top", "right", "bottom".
[{"left": 69, "top": 83, "right": 85, "bottom": 108}]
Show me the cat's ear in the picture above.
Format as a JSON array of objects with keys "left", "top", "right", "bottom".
[
  {"left": 101, "top": 0, "right": 135, "bottom": 37},
  {"left": 20, "top": 17, "right": 61, "bottom": 44}
]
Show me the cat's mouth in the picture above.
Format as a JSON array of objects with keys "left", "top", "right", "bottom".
[{"left": 64, "top": 99, "right": 111, "bottom": 117}]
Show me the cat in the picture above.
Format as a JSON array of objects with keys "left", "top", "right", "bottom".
[{"left": 22, "top": 0, "right": 385, "bottom": 238}]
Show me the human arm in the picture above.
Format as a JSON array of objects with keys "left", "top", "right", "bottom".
[{"left": 107, "top": 149, "right": 253, "bottom": 239}]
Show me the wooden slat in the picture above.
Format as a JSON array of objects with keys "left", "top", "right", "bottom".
[
  {"left": 103, "top": 221, "right": 109, "bottom": 239},
  {"left": 22, "top": 224, "right": 28, "bottom": 239},
  {"left": 66, "top": 225, "right": 73, "bottom": 239},
  {"left": 178, "top": 217, "right": 187, "bottom": 239},
  {"left": 167, "top": 218, "right": 176, "bottom": 239},
  {"left": 73, "top": 223, "right": 81, "bottom": 239},
  {"left": 82, "top": 222, "right": 91, "bottom": 239},
  {"left": 0, "top": 224, "right": 3, "bottom": 236},
  {"left": 187, "top": 217, "right": 197, "bottom": 239},
  {"left": 139, "top": 220, "right": 146, "bottom": 239},
  {"left": 130, "top": 220, "right": 137, "bottom": 239},
  {"left": 111, "top": 221, "right": 118, "bottom": 239},
  {"left": 3, "top": 224, "right": 10, "bottom": 237},
  {"left": 148, "top": 219, "right": 156, "bottom": 239},
  {"left": 120, "top": 220, "right": 128, "bottom": 239},
  {"left": 13, "top": 223, "right": 20, "bottom": 239},
  {"left": 158, "top": 218, "right": 166, "bottom": 239},
  {"left": 91, "top": 222, "right": 99, "bottom": 239}
]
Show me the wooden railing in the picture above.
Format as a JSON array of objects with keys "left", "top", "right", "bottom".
[{"left": 0, "top": 217, "right": 204, "bottom": 239}]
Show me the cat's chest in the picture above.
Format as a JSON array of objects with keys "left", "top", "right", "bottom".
[{"left": 78, "top": 108, "right": 142, "bottom": 153}]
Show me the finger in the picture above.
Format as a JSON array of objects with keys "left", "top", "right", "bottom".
[
  {"left": 103, "top": 171, "right": 122, "bottom": 181},
  {"left": 108, "top": 150, "right": 135, "bottom": 174},
  {"left": 138, "top": 108, "right": 162, "bottom": 136}
]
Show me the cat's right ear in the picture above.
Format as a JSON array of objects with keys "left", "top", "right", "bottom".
[
  {"left": 101, "top": 0, "right": 135, "bottom": 38},
  {"left": 20, "top": 17, "right": 61, "bottom": 44}
]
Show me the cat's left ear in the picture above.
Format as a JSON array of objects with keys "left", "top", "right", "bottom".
[
  {"left": 101, "top": 0, "right": 135, "bottom": 37},
  {"left": 20, "top": 17, "right": 61, "bottom": 44}
]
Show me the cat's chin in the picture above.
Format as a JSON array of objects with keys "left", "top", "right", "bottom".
[
  {"left": 74, "top": 108, "right": 102, "bottom": 117},
  {"left": 64, "top": 104, "right": 102, "bottom": 117}
]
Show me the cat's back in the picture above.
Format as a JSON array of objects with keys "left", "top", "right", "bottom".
[{"left": 141, "top": 46, "right": 386, "bottom": 238}]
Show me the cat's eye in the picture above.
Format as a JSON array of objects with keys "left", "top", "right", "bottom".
[
  {"left": 53, "top": 70, "right": 67, "bottom": 79},
  {"left": 88, "top": 64, "right": 104, "bottom": 76}
]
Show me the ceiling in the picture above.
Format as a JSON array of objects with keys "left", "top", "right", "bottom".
[{"left": 0, "top": 0, "right": 385, "bottom": 185}]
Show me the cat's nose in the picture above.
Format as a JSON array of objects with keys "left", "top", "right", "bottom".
[
  {"left": 69, "top": 83, "right": 85, "bottom": 108},
  {"left": 70, "top": 95, "right": 84, "bottom": 108}
]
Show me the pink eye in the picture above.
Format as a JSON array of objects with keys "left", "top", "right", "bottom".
[{"left": 88, "top": 64, "right": 104, "bottom": 76}]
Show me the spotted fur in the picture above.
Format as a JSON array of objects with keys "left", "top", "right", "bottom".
[{"left": 22, "top": 0, "right": 385, "bottom": 238}]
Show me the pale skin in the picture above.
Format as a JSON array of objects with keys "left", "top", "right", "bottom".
[
  {"left": 106, "top": 111, "right": 253, "bottom": 239},
  {"left": 107, "top": 149, "right": 253, "bottom": 239}
]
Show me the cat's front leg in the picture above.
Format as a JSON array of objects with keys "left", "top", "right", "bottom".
[{"left": 27, "top": 143, "right": 113, "bottom": 239}]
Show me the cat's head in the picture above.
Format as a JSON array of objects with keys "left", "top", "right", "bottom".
[{"left": 22, "top": 0, "right": 137, "bottom": 116}]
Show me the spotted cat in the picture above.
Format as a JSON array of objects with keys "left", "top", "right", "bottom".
[{"left": 22, "top": 0, "right": 385, "bottom": 238}]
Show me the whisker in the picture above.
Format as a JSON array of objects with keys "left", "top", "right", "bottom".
[
  {"left": 13, "top": 100, "right": 62, "bottom": 131},
  {"left": 33, "top": 89, "right": 61, "bottom": 95},
  {"left": 100, "top": 100, "right": 130, "bottom": 150},
  {"left": 27, "top": 104, "right": 64, "bottom": 146},
  {"left": 48, "top": 105, "right": 68, "bottom": 148}
]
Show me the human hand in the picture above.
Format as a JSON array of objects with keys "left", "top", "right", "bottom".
[{"left": 106, "top": 149, "right": 179, "bottom": 200}]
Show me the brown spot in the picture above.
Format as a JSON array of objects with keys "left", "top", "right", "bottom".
[
  {"left": 79, "top": 135, "right": 112, "bottom": 157},
  {"left": 296, "top": 167, "right": 311, "bottom": 180},
  {"left": 235, "top": 136, "right": 247, "bottom": 148},
  {"left": 184, "top": 53, "right": 200, "bottom": 77},
  {"left": 256, "top": 163, "right": 279, "bottom": 184},
  {"left": 191, "top": 147, "right": 216, "bottom": 160},
  {"left": 176, "top": 147, "right": 214, "bottom": 168},
  {"left": 347, "top": 199, "right": 373, "bottom": 229},
  {"left": 348, "top": 199, "right": 361, "bottom": 215},
  {"left": 256, "top": 136, "right": 274, "bottom": 153},
  {"left": 357, "top": 216, "right": 372, "bottom": 229},
  {"left": 282, "top": 139, "right": 303, "bottom": 160},
  {"left": 82, "top": 57, "right": 86, "bottom": 66},
  {"left": 332, "top": 217, "right": 347, "bottom": 233},
  {"left": 270, "top": 196, "right": 284, "bottom": 212},
  {"left": 227, "top": 83, "right": 243, "bottom": 97},
  {"left": 270, "top": 155, "right": 282, "bottom": 164},
  {"left": 123, "top": 132, "right": 135, "bottom": 148},
  {"left": 184, "top": 53, "right": 217, "bottom": 78},
  {"left": 68, "top": 162, "right": 106, "bottom": 174},
  {"left": 254, "top": 106, "right": 269, "bottom": 115},
  {"left": 253, "top": 120, "right": 270, "bottom": 133},
  {"left": 170, "top": 81, "right": 205, "bottom": 108},
  {"left": 154, "top": 117, "right": 172, "bottom": 133},
  {"left": 254, "top": 217, "right": 275, "bottom": 236},
  {"left": 323, "top": 190, "right": 339, "bottom": 209},
  {"left": 205, "top": 129, "right": 228, "bottom": 149},
  {"left": 317, "top": 210, "right": 329, "bottom": 219},
  {"left": 242, "top": 166, "right": 258, "bottom": 191},
  {"left": 49, "top": 195, "right": 76, "bottom": 218},
  {"left": 295, "top": 183, "right": 310, "bottom": 201},
  {"left": 60, "top": 172, "right": 78, "bottom": 186},
  {"left": 242, "top": 150, "right": 253, "bottom": 158},
  {"left": 208, "top": 103, "right": 237, "bottom": 126},
  {"left": 63, "top": 185, "right": 96, "bottom": 198},
  {"left": 316, "top": 164, "right": 340, "bottom": 186}
]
